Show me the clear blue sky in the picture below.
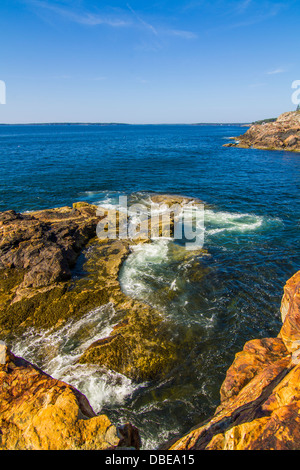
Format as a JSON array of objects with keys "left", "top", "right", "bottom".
[{"left": 0, "top": 0, "right": 299, "bottom": 123}]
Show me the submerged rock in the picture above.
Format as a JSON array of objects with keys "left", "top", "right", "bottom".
[
  {"left": 77, "top": 303, "right": 179, "bottom": 382},
  {"left": 224, "top": 111, "right": 300, "bottom": 152},
  {"left": 150, "top": 193, "right": 201, "bottom": 207},
  {"left": 0, "top": 346, "right": 140, "bottom": 450},
  {"left": 167, "top": 270, "right": 300, "bottom": 450}
]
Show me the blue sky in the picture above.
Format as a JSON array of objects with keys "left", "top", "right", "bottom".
[{"left": 0, "top": 0, "right": 299, "bottom": 123}]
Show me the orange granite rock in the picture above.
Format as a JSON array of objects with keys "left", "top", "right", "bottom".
[
  {"left": 0, "top": 344, "right": 140, "bottom": 450},
  {"left": 219, "top": 337, "right": 289, "bottom": 406},
  {"left": 168, "top": 270, "right": 300, "bottom": 450},
  {"left": 279, "top": 270, "right": 300, "bottom": 354}
]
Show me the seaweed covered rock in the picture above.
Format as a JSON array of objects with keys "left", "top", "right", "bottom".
[
  {"left": 0, "top": 197, "right": 207, "bottom": 383},
  {"left": 78, "top": 304, "right": 179, "bottom": 382},
  {"left": 0, "top": 203, "right": 98, "bottom": 289},
  {"left": 0, "top": 203, "right": 106, "bottom": 334}
]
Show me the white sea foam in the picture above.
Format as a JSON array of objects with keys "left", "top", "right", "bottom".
[
  {"left": 12, "top": 303, "right": 139, "bottom": 411},
  {"left": 119, "top": 206, "right": 283, "bottom": 332},
  {"left": 119, "top": 239, "right": 170, "bottom": 298},
  {"left": 204, "top": 209, "right": 282, "bottom": 236}
]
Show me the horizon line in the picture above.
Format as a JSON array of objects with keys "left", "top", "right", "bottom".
[{"left": 0, "top": 121, "right": 252, "bottom": 126}]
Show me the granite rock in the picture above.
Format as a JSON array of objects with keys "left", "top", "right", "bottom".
[
  {"left": 168, "top": 270, "right": 300, "bottom": 450},
  {"left": 0, "top": 346, "right": 140, "bottom": 450},
  {"left": 224, "top": 111, "right": 300, "bottom": 152}
]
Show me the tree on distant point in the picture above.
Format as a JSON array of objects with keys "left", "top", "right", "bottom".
[{"left": 297, "top": 104, "right": 300, "bottom": 111}]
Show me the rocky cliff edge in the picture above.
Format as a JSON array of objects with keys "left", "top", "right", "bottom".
[
  {"left": 224, "top": 111, "right": 300, "bottom": 152},
  {"left": 167, "top": 270, "right": 300, "bottom": 450}
]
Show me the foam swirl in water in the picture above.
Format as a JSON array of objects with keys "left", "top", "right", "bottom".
[{"left": 13, "top": 304, "right": 139, "bottom": 412}]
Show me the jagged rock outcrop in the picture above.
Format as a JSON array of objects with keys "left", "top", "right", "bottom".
[
  {"left": 167, "top": 270, "right": 300, "bottom": 450},
  {"left": 0, "top": 343, "right": 140, "bottom": 450},
  {"left": 224, "top": 111, "right": 300, "bottom": 152}
]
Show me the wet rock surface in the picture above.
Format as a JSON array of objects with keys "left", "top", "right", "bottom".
[{"left": 0, "top": 197, "right": 204, "bottom": 383}]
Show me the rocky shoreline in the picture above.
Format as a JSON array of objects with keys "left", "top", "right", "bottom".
[
  {"left": 0, "top": 196, "right": 206, "bottom": 383},
  {"left": 0, "top": 198, "right": 299, "bottom": 450},
  {"left": 224, "top": 111, "right": 300, "bottom": 152}
]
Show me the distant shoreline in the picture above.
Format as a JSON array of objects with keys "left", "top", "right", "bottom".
[{"left": 0, "top": 122, "right": 251, "bottom": 127}]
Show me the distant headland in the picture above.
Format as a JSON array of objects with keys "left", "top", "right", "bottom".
[{"left": 224, "top": 111, "right": 300, "bottom": 153}]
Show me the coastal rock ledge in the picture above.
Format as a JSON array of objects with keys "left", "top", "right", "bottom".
[
  {"left": 224, "top": 111, "right": 300, "bottom": 152},
  {"left": 0, "top": 270, "right": 299, "bottom": 450},
  {"left": 167, "top": 270, "right": 300, "bottom": 450},
  {"left": 0, "top": 199, "right": 299, "bottom": 450}
]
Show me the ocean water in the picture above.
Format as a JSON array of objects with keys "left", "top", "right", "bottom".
[{"left": 0, "top": 124, "right": 299, "bottom": 448}]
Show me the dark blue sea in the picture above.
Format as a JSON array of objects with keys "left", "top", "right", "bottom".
[{"left": 0, "top": 124, "right": 299, "bottom": 448}]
